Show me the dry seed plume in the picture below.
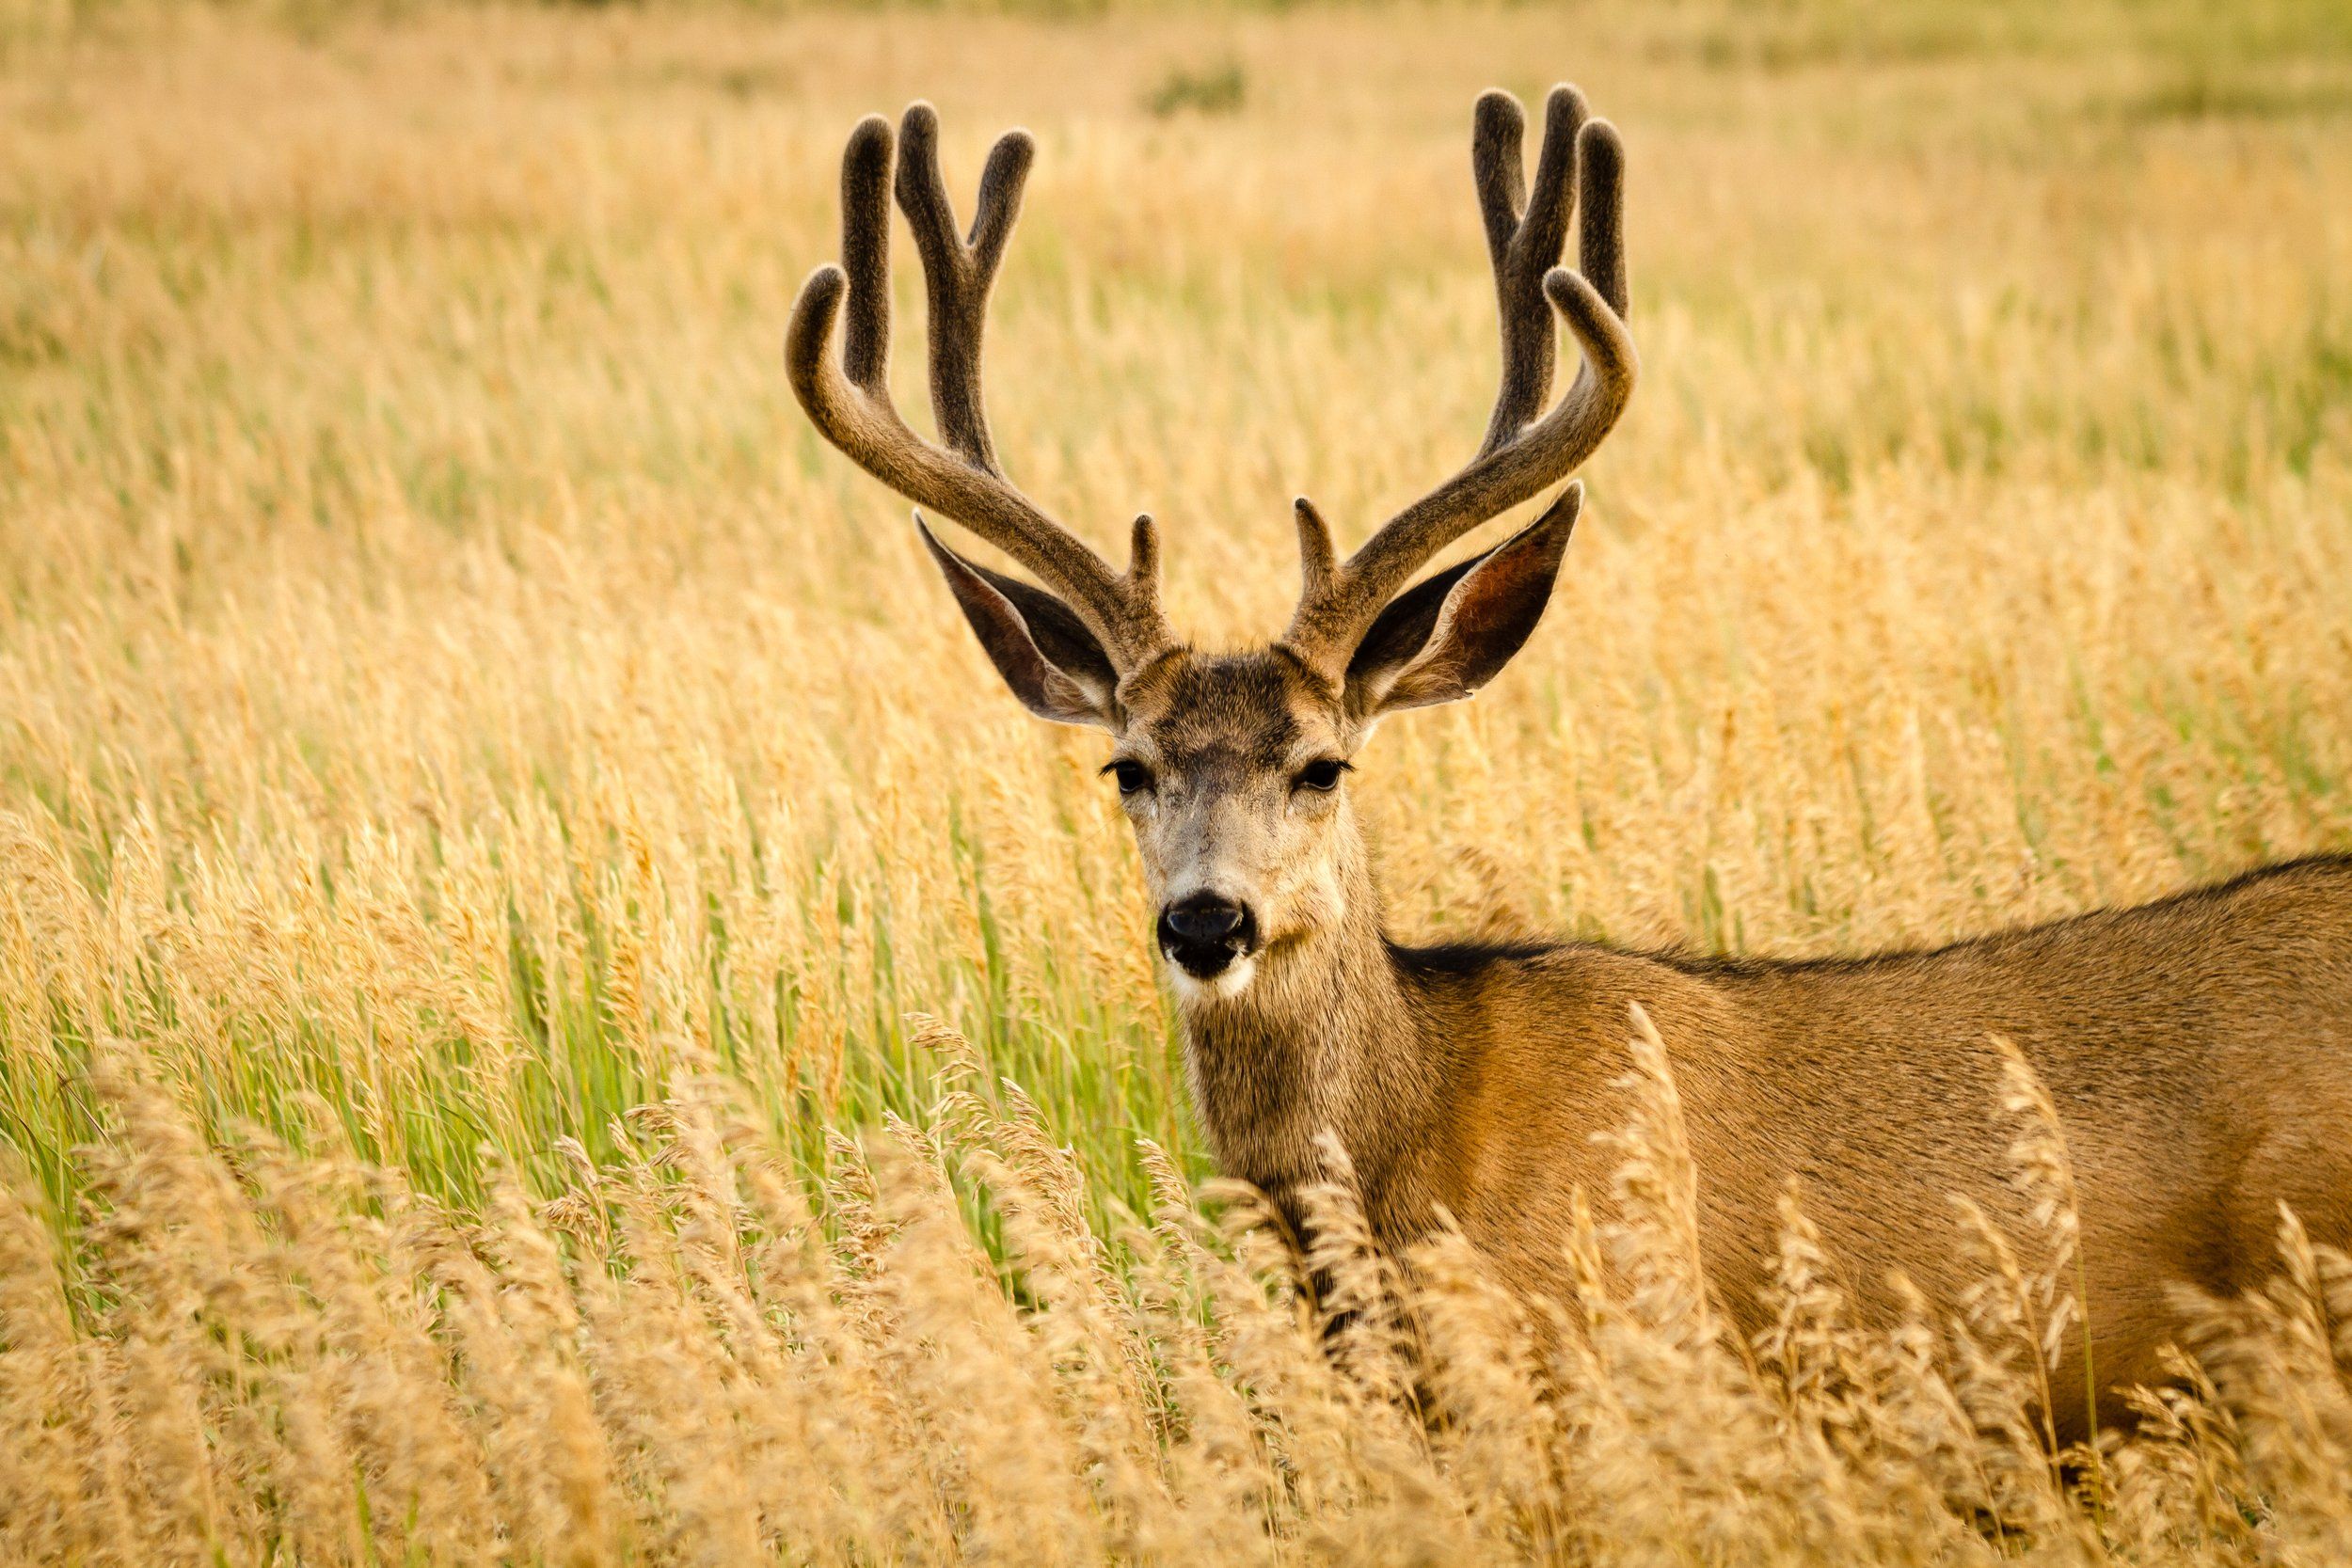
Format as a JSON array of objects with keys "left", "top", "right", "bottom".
[
  {"left": 787, "top": 85, "right": 2352, "bottom": 1442},
  {"left": 17, "top": 1032, "right": 2352, "bottom": 1562}
]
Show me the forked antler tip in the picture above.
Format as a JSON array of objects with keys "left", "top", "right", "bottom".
[
  {"left": 1294, "top": 82, "right": 1635, "bottom": 661},
  {"left": 793, "top": 102, "right": 1170, "bottom": 671},
  {"left": 899, "top": 103, "right": 1037, "bottom": 172},
  {"left": 1475, "top": 84, "right": 1585, "bottom": 146}
]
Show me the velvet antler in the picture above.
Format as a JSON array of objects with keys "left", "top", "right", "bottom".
[
  {"left": 785, "top": 104, "right": 1172, "bottom": 673},
  {"left": 1281, "top": 85, "right": 1635, "bottom": 679}
]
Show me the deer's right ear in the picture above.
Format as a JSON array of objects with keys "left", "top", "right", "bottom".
[{"left": 917, "top": 518, "right": 1121, "bottom": 730}]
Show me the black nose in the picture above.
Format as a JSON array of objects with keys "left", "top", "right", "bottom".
[
  {"left": 1166, "top": 895, "right": 1245, "bottom": 943},
  {"left": 1157, "top": 893, "right": 1260, "bottom": 978}
]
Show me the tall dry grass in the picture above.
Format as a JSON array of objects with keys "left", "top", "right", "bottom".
[
  {"left": 2, "top": 0, "right": 2350, "bottom": 1560},
  {"left": 13, "top": 1016, "right": 2352, "bottom": 1564}
]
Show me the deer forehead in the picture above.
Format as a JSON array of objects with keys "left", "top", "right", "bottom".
[{"left": 1120, "top": 651, "right": 1343, "bottom": 772}]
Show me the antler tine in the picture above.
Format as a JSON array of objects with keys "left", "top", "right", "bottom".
[
  {"left": 1284, "top": 86, "right": 1635, "bottom": 675},
  {"left": 1474, "top": 84, "right": 1585, "bottom": 452},
  {"left": 1577, "top": 117, "right": 1629, "bottom": 319},
  {"left": 831, "top": 115, "right": 896, "bottom": 393},
  {"left": 895, "top": 102, "right": 1036, "bottom": 472},
  {"left": 784, "top": 106, "right": 1171, "bottom": 670}
]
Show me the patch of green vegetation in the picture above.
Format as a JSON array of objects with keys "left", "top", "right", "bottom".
[
  {"left": 1145, "top": 60, "right": 1246, "bottom": 119},
  {"left": 2112, "top": 71, "right": 2352, "bottom": 123}
]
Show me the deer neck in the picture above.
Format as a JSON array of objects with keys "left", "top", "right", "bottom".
[{"left": 1169, "top": 817, "right": 1445, "bottom": 1218}]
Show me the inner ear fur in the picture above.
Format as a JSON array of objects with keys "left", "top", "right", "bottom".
[
  {"left": 917, "top": 520, "right": 1120, "bottom": 729},
  {"left": 1344, "top": 483, "right": 1581, "bottom": 717}
]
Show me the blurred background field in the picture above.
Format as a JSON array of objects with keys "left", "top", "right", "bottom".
[{"left": 3, "top": 0, "right": 2350, "bottom": 1268}]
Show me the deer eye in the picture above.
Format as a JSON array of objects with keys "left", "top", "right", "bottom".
[
  {"left": 1104, "top": 760, "right": 1153, "bottom": 797},
  {"left": 1294, "top": 758, "right": 1349, "bottom": 793}
]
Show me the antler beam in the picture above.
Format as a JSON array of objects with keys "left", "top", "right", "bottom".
[
  {"left": 1283, "top": 84, "right": 1636, "bottom": 677},
  {"left": 784, "top": 105, "right": 1172, "bottom": 671}
]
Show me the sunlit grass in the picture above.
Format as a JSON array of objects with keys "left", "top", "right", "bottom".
[{"left": 5, "top": 0, "right": 2351, "bottom": 1235}]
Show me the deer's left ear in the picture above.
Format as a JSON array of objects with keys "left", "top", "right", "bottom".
[
  {"left": 1344, "top": 483, "right": 1581, "bottom": 717},
  {"left": 917, "top": 518, "right": 1122, "bottom": 729}
]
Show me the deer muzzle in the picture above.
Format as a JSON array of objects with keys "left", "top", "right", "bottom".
[{"left": 1158, "top": 892, "right": 1261, "bottom": 980}]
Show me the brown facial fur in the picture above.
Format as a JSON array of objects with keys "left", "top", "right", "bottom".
[{"left": 1108, "top": 651, "right": 1355, "bottom": 949}]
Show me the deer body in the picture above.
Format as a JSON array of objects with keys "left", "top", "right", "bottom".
[
  {"left": 1184, "top": 775, "right": 2352, "bottom": 1428},
  {"left": 1127, "top": 651, "right": 2352, "bottom": 1435},
  {"left": 783, "top": 87, "right": 2352, "bottom": 1437}
]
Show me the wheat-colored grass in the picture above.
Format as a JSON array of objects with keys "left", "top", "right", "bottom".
[{"left": 2, "top": 1, "right": 2350, "bottom": 1561}]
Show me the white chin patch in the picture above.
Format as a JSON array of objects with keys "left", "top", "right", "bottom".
[{"left": 1169, "top": 955, "right": 1257, "bottom": 1004}]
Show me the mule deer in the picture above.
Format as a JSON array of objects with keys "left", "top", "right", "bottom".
[{"left": 785, "top": 88, "right": 2352, "bottom": 1434}]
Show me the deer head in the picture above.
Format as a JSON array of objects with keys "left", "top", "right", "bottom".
[{"left": 786, "top": 88, "right": 1635, "bottom": 1001}]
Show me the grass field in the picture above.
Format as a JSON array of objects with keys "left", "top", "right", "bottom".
[{"left": 4, "top": 0, "right": 2352, "bottom": 1561}]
